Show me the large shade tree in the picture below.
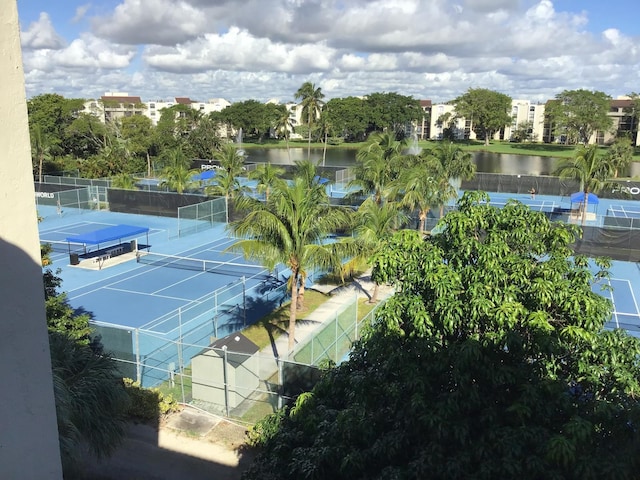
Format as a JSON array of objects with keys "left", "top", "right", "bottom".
[
  {"left": 228, "top": 161, "right": 351, "bottom": 354},
  {"left": 242, "top": 192, "right": 640, "bottom": 480},
  {"left": 453, "top": 88, "right": 512, "bottom": 145},
  {"left": 545, "top": 89, "right": 613, "bottom": 145}
]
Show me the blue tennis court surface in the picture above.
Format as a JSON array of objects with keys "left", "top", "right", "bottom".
[{"left": 607, "top": 205, "right": 640, "bottom": 219}]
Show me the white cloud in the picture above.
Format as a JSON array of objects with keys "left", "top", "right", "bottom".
[
  {"left": 72, "top": 4, "right": 91, "bottom": 23},
  {"left": 19, "top": 0, "right": 640, "bottom": 104},
  {"left": 21, "top": 12, "right": 66, "bottom": 50},
  {"left": 92, "top": 0, "right": 208, "bottom": 45}
]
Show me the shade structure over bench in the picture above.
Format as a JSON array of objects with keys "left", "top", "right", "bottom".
[{"left": 66, "top": 224, "right": 149, "bottom": 245}]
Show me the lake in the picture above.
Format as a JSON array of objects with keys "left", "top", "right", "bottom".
[{"left": 243, "top": 147, "right": 640, "bottom": 177}]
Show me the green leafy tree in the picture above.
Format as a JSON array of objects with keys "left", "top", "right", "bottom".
[
  {"left": 228, "top": 161, "right": 351, "bottom": 353},
  {"left": 555, "top": 145, "right": 615, "bottom": 225},
  {"left": 510, "top": 120, "right": 537, "bottom": 142},
  {"left": 243, "top": 192, "right": 640, "bottom": 480},
  {"left": 364, "top": 92, "right": 422, "bottom": 137},
  {"left": 63, "top": 112, "right": 107, "bottom": 159},
  {"left": 453, "top": 88, "right": 512, "bottom": 145},
  {"left": 27, "top": 93, "right": 85, "bottom": 156},
  {"left": 217, "top": 100, "right": 277, "bottom": 141},
  {"left": 323, "top": 96, "right": 368, "bottom": 142},
  {"left": 120, "top": 115, "right": 155, "bottom": 176},
  {"left": 295, "top": 82, "right": 325, "bottom": 160},
  {"left": 545, "top": 89, "right": 613, "bottom": 145},
  {"left": 248, "top": 162, "right": 286, "bottom": 202}
]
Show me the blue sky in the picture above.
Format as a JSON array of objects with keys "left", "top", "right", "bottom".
[{"left": 16, "top": 0, "right": 640, "bottom": 104}]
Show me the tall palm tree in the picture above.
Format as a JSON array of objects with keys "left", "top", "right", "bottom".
[
  {"left": 555, "top": 144, "right": 615, "bottom": 225},
  {"left": 159, "top": 147, "right": 198, "bottom": 193},
  {"left": 205, "top": 144, "right": 247, "bottom": 200},
  {"left": 228, "top": 161, "right": 351, "bottom": 354},
  {"left": 274, "top": 105, "right": 294, "bottom": 162},
  {"left": 349, "top": 132, "right": 407, "bottom": 204},
  {"left": 428, "top": 142, "right": 476, "bottom": 216},
  {"left": 31, "top": 124, "right": 52, "bottom": 183},
  {"left": 294, "top": 82, "right": 325, "bottom": 161},
  {"left": 248, "top": 162, "right": 286, "bottom": 202},
  {"left": 394, "top": 160, "right": 441, "bottom": 234}
]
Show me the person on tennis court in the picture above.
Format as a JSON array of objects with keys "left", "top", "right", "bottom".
[
  {"left": 529, "top": 187, "right": 536, "bottom": 199},
  {"left": 56, "top": 199, "right": 62, "bottom": 216}
]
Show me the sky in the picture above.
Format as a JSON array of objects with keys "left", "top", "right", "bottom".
[{"left": 16, "top": 0, "right": 640, "bottom": 105}]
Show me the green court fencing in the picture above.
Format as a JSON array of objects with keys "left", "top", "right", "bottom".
[
  {"left": 177, "top": 197, "right": 228, "bottom": 236},
  {"left": 35, "top": 186, "right": 96, "bottom": 213}
]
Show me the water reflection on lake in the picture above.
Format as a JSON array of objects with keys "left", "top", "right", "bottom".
[{"left": 243, "top": 147, "right": 639, "bottom": 177}]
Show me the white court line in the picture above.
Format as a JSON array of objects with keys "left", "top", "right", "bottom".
[{"left": 103, "top": 286, "right": 193, "bottom": 302}]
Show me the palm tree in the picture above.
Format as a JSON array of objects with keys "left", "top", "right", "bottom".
[
  {"left": 159, "top": 147, "right": 198, "bottom": 193},
  {"left": 110, "top": 173, "right": 137, "bottom": 190},
  {"left": 428, "top": 142, "right": 476, "bottom": 216},
  {"left": 294, "top": 82, "right": 325, "bottom": 161},
  {"left": 349, "top": 132, "right": 407, "bottom": 204},
  {"left": 31, "top": 124, "right": 52, "bottom": 183},
  {"left": 555, "top": 144, "right": 615, "bottom": 225},
  {"left": 49, "top": 331, "right": 129, "bottom": 474},
  {"left": 343, "top": 197, "right": 407, "bottom": 303},
  {"left": 394, "top": 160, "right": 441, "bottom": 234},
  {"left": 205, "top": 144, "right": 247, "bottom": 200},
  {"left": 318, "top": 109, "right": 332, "bottom": 166},
  {"left": 248, "top": 162, "right": 286, "bottom": 202},
  {"left": 274, "top": 105, "right": 294, "bottom": 162},
  {"left": 228, "top": 161, "right": 351, "bottom": 354}
]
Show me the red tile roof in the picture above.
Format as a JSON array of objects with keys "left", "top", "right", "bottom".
[
  {"left": 101, "top": 95, "right": 142, "bottom": 104},
  {"left": 175, "top": 97, "right": 193, "bottom": 104}
]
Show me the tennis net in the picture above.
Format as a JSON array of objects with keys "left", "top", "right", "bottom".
[{"left": 136, "top": 251, "right": 276, "bottom": 279}]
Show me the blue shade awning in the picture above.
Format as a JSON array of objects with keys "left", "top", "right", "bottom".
[
  {"left": 313, "top": 175, "right": 330, "bottom": 185},
  {"left": 194, "top": 170, "right": 216, "bottom": 181},
  {"left": 570, "top": 192, "right": 599, "bottom": 205},
  {"left": 66, "top": 225, "right": 149, "bottom": 245}
]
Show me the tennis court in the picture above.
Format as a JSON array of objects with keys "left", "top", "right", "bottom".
[
  {"left": 607, "top": 205, "right": 640, "bottom": 219},
  {"left": 39, "top": 207, "right": 287, "bottom": 386}
]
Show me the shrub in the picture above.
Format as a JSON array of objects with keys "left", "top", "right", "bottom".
[{"left": 122, "top": 378, "right": 181, "bottom": 422}]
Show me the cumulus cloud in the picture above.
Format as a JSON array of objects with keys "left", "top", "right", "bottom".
[
  {"left": 21, "top": 12, "right": 66, "bottom": 50},
  {"left": 20, "top": 0, "right": 640, "bottom": 104},
  {"left": 92, "top": 0, "right": 209, "bottom": 45}
]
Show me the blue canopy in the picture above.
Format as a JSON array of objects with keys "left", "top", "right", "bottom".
[
  {"left": 66, "top": 224, "right": 149, "bottom": 245},
  {"left": 570, "top": 192, "right": 599, "bottom": 205},
  {"left": 195, "top": 170, "right": 216, "bottom": 181},
  {"left": 314, "top": 175, "right": 330, "bottom": 185}
]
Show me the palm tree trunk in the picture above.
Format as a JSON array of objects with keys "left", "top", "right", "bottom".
[
  {"left": 297, "top": 273, "right": 306, "bottom": 310},
  {"left": 322, "top": 132, "right": 327, "bottom": 166},
  {"left": 419, "top": 210, "right": 426, "bottom": 233},
  {"left": 581, "top": 191, "right": 589, "bottom": 226},
  {"left": 38, "top": 153, "right": 43, "bottom": 183},
  {"left": 146, "top": 152, "right": 151, "bottom": 177},
  {"left": 288, "top": 275, "right": 299, "bottom": 354},
  {"left": 285, "top": 133, "right": 291, "bottom": 163},
  {"left": 307, "top": 112, "right": 312, "bottom": 161}
]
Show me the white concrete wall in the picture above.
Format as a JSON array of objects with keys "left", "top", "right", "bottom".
[{"left": 0, "top": 2, "right": 63, "bottom": 478}]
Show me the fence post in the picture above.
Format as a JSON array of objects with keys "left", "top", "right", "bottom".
[
  {"left": 135, "top": 328, "right": 141, "bottom": 383},
  {"left": 222, "top": 346, "right": 230, "bottom": 417},
  {"left": 277, "top": 358, "right": 283, "bottom": 410}
]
